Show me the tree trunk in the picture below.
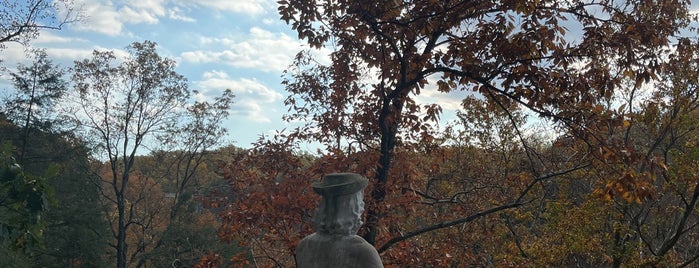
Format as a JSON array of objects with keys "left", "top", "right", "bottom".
[
  {"left": 364, "top": 96, "right": 401, "bottom": 245},
  {"left": 116, "top": 195, "right": 128, "bottom": 268},
  {"left": 19, "top": 74, "right": 37, "bottom": 165}
]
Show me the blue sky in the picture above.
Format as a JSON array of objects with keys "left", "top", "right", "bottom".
[
  {"left": 1, "top": 0, "right": 467, "bottom": 149},
  {"left": 1, "top": 0, "right": 698, "bottom": 149},
  {"left": 1, "top": 0, "right": 327, "bottom": 148}
]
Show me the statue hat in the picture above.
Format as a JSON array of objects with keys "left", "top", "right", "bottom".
[{"left": 312, "top": 173, "right": 368, "bottom": 197}]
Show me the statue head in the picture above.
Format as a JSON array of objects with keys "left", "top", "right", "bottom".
[{"left": 311, "top": 173, "right": 368, "bottom": 236}]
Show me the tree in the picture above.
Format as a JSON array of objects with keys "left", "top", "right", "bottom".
[
  {"left": 278, "top": 0, "right": 693, "bottom": 250},
  {"left": 211, "top": 0, "right": 696, "bottom": 265},
  {"left": 70, "top": 40, "right": 233, "bottom": 268},
  {"left": 2, "top": 49, "right": 68, "bottom": 164},
  {"left": 0, "top": 139, "right": 51, "bottom": 258},
  {"left": 36, "top": 150, "right": 109, "bottom": 268},
  {"left": 129, "top": 70, "right": 234, "bottom": 268},
  {"left": 0, "top": 119, "right": 111, "bottom": 268},
  {"left": 216, "top": 106, "right": 584, "bottom": 267},
  {"left": 0, "top": 50, "right": 109, "bottom": 266},
  {"left": 435, "top": 36, "right": 699, "bottom": 267},
  {"left": 216, "top": 139, "right": 322, "bottom": 267},
  {"left": 0, "top": 0, "right": 80, "bottom": 52},
  {"left": 154, "top": 90, "right": 234, "bottom": 223},
  {"left": 588, "top": 37, "right": 699, "bottom": 267},
  {"left": 148, "top": 203, "right": 243, "bottom": 268},
  {"left": 131, "top": 145, "right": 236, "bottom": 267},
  {"left": 105, "top": 169, "right": 168, "bottom": 267}
]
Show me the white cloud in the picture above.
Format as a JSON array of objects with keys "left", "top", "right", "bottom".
[
  {"left": 69, "top": 0, "right": 276, "bottom": 36},
  {"left": 186, "top": 0, "right": 269, "bottom": 15},
  {"left": 127, "top": 0, "right": 166, "bottom": 15},
  {"left": 73, "top": 0, "right": 123, "bottom": 35},
  {"left": 34, "top": 31, "right": 85, "bottom": 44},
  {"left": 45, "top": 47, "right": 98, "bottom": 61},
  {"left": 261, "top": 18, "right": 276, "bottom": 25},
  {"left": 122, "top": 0, "right": 167, "bottom": 23},
  {"left": 689, "top": 7, "right": 699, "bottom": 16},
  {"left": 414, "top": 79, "right": 465, "bottom": 112},
  {"left": 120, "top": 6, "right": 159, "bottom": 24},
  {"left": 0, "top": 43, "right": 28, "bottom": 66},
  {"left": 42, "top": 46, "right": 128, "bottom": 62},
  {"left": 196, "top": 70, "right": 283, "bottom": 122},
  {"left": 180, "top": 27, "right": 303, "bottom": 72},
  {"left": 168, "top": 6, "right": 196, "bottom": 22},
  {"left": 71, "top": 0, "right": 190, "bottom": 35},
  {"left": 411, "top": 75, "right": 473, "bottom": 127},
  {"left": 1, "top": 32, "right": 87, "bottom": 66}
]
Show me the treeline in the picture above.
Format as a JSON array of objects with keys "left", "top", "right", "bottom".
[
  {"left": 214, "top": 0, "right": 699, "bottom": 267},
  {"left": 217, "top": 90, "right": 699, "bottom": 266},
  {"left": 1, "top": 3, "right": 244, "bottom": 266},
  {"left": 0, "top": 40, "right": 241, "bottom": 267},
  {"left": 3, "top": 0, "right": 699, "bottom": 267},
  {"left": 0, "top": 113, "right": 244, "bottom": 267}
]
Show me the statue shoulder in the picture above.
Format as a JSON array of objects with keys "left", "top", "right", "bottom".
[
  {"left": 344, "top": 235, "right": 384, "bottom": 267},
  {"left": 296, "top": 234, "right": 384, "bottom": 268},
  {"left": 345, "top": 235, "right": 375, "bottom": 248}
]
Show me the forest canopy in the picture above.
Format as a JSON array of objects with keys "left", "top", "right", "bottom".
[{"left": 1, "top": 0, "right": 699, "bottom": 267}]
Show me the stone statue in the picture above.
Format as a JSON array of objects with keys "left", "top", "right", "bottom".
[{"left": 296, "top": 173, "right": 384, "bottom": 268}]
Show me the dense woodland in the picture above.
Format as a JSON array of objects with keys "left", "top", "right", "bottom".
[{"left": 2, "top": 0, "right": 699, "bottom": 267}]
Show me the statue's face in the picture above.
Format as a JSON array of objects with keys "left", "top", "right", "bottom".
[{"left": 313, "top": 191, "right": 365, "bottom": 235}]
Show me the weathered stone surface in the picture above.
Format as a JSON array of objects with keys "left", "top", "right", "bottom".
[
  {"left": 296, "top": 173, "right": 383, "bottom": 268},
  {"left": 296, "top": 233, "right": 383, "bottom": 268}
]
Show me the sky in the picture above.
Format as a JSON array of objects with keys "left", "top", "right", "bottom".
[
  {"left": 1, "top": 0, "right": 326, "bottom": 149},
  {"left": 1, "top": 0, "right": 698, "bottom": 150},
  {"left": 0, "top": 0, "right": 467, "bottom": 150}
]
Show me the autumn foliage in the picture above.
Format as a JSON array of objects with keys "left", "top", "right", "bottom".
[{"left": 207, "top": 0, "right": 699, "bottom": 267}]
